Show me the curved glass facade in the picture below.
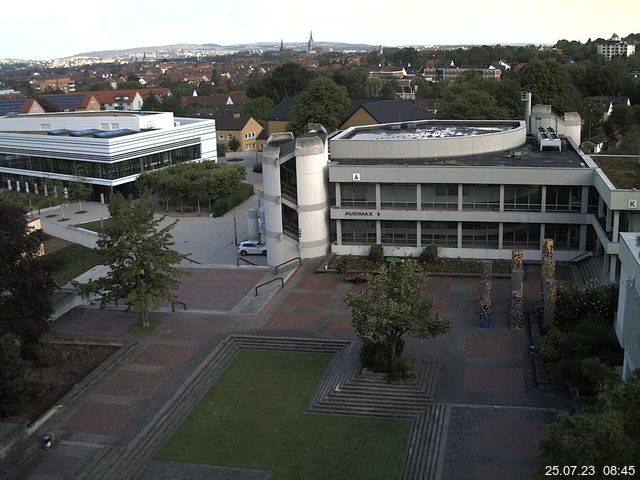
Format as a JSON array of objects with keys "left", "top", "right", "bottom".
[{"left": 0, "top": 144, "right": 201, "bottom": 181}]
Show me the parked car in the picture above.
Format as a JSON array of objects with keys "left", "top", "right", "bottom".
[{"left": 237, "top": 240, "right": 267, "bottom": 256}]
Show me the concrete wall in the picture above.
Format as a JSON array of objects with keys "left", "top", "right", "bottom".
[
  {"left": 261, "top": 144, "right": 286, "bottom": 266},
  {"left": 330, "top": 120, "right": 526, "bottom": 160},
  {"left": 616, "top": 232, "right": 640, "bottom": 379},
  {"left": 295, "top": 136, "right": 330, "bottom": 259}
]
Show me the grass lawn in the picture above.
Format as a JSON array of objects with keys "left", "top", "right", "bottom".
[
  {"left": 43, "top": 236, "right": 102, "bottom": 285},
  {"left": 74, "top": 217, "right": 112, "bottom": 233},
  {"left": 156, "top": 350, "right": 411, "bottom": 480}
]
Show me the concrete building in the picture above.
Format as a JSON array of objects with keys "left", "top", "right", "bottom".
[
  {"left": 0, "top": 111, "right": 216, "bottom": 200},
  {"left": 597, "top": 34, "right": 636, "bottom": 61},
  {"left": 615, "top": 232, "right": 640, "bottom": 380},
  {"left": 261, "top": 105, "right": 640, "bottom": 285}
]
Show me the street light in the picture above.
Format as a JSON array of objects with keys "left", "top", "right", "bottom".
[{"left": 233, "top": 208, "right": 238, "bottom": 246}]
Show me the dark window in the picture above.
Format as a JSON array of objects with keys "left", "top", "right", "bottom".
[
  {"left": 341, "top": 183, "right": 376, "bottom": 207},
  {"left": 502, "top": 223, "right": 541, "bottom": 248},
  {"left": 422, "top": 184, "right": 458, "bottom": 209},
  {"left": 341, "top": 220, "right": 376, "bottom": 245},
  {"left": 462, "top": 185, "right": 500, "bottom": 211},
  {"left": 504, "top": 186, "right": 542, "bottom": 211},
  {"left": 381, "top": 221, "right": 417, "bottom": 245},
  {"left": 421, "top": 221, "right": 458, "bottom": 247},
  {"left": 546, "top": 186, "right": 582, "bottom": 212},
  {"left": 544, "top": 224, "right": 580, "bottom": 250},
  {"left": 461, "top": 222, "right": 499, "bottom": 247},
  {"left": 381, "top": 184, "right": 417, "bottom": 209}
]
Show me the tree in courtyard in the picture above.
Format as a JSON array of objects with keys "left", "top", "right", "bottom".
[
  {"left": 228, "top": 137, "right": 241, "bottom": 152},
  {"left": 0, "top": 333, "right": 28, "bottom": 418},
  {"left": 0, "top": 202, "right": 55, "bottom": 343},
  {"left": 287, "top": 76, "right": 350, "bottom": 135},
  {"left": 70, "top": 177, "right": 92, "bottom": 210},
  {"left": 538, "top": 370, "right": 640, "bottom": 471},
  {"left": 84, "top": 194, "right": 187, "bottom": 327},
  {"left": 344, "top": 259, "right": 452, "bottom": 378}
]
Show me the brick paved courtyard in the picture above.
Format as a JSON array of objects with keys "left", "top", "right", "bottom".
[{"left": 1, "top": 262, "right": 572, "bottom": 480}]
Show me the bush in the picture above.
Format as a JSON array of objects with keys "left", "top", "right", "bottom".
[
  {"left": 0, "top": 334, "right": 27, "bottom": 418},
  {"left": 212, "top": 183, "right": 254, "bottom": 217},
  {"left": 539, "top": 326, "right": 563, "bottom": 363},
  {"left": 555, "top": 282, "right": 618, "bottom": 328},
  {"left": 252, "top": 163, "right": 263, "bottom": 173},
  {"left": 419, "top": 244, "right": 438, "bottom": 263},
  {"left": 368, "top": 244, "right": 384, "bottom": 264},
  {"left": 360, "top": 341, "right": 413, "bottom": 381},
  {"left": 22, "top": 343, "right": 58, "bottom": 367}
]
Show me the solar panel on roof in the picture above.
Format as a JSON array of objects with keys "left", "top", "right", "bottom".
[
  {"left": 70, "top": 129, "right": 101, "bottom": 137},
  {"left": 48, "top": 129, "right": 71, "bottom": 136},
  {"left": 0, "top": 98, "right": 26, "bottom": 116},
  {"left": 44, "top": 94, "right": 85, "bottom": 110},
  {"left": 93, "top": 129, "right": 136, "bottom": 138}
]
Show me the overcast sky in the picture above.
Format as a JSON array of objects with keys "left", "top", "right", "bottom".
[{"left": 1, "top": 0, "right": 638, "bottom": 60}]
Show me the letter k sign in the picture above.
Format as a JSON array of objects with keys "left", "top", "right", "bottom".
[{"left": 352, "top": 173, "right": 361, "bottom": 181}]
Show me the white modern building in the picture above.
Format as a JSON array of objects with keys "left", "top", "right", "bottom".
[
  {"left": 615, "top": 232, "right": 640, "bottom": 380},
  {"left": 262, "top": 106, "right": 640, "bottom": 285},
  {"left": 597, "top": 34, "right": 636, "bottom": 61},
  {"left": 0, "top": 111, "right": 217, "bottom": 199}
]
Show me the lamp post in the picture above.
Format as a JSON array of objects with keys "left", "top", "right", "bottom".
[{"left": 233, "top": 208, "right": 238, "bottom": 246}]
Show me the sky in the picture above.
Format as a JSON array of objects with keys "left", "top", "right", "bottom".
[{"left": 1, "top": 0, "right": 639, "bottom": 60}]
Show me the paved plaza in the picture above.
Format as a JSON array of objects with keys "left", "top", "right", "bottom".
[
  {"left": 0, "top": 160, "right": 574, "bottom": 479},
  {"left": 0, "top": 257, "right": 572, "bottom": 479}
]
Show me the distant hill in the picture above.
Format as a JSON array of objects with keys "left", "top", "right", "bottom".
[{"left": 69, "top": 41, "right": 378, "bottom": 59}]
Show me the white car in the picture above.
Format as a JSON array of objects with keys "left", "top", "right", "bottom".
[{"left": 237, "top": 240, "right": 267, "bottom": 256}]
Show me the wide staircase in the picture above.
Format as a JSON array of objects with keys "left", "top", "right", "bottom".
[
  {"left": 309, "top": 360, "right": 439, "bottom": 418},
  {"left": 78, "top": 335, "right": 448, "bottom": 480},
  {"left": 571, "top": 255, "right": 609, "bottom": 290}
]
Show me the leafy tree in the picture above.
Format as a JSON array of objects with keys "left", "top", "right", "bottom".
[
  {"left": 228, "top": 137, "right": 241, "bottom": 152},
  {"left": 70, "top": 177, "right": 92, "bottom": 210},
  {"left": 519, "top": 59, "right": 577, "bottom": 113},
  {"left": 248, "top": 63, "right": 315, "bottom": 103},
  {"left": 0, "top": 203, "right": 55, "bottom": 343},
  {"left": 438, "top": 82, "right": 508, "bottom": 120},
  {"left": 239, "top": 96, "right": 274, "bottom": 126},
  {"left": 287, "top": 76, "right": 350, "bottom": 134},
  {"left": 538, "top": 371, "right": 640, "bottom": 471},
  {"left": 84, "top": 194, "right": 187, "bottom": 327},
  {"left": 344, "top": 259, "right": 451, "bottom": 377},
  {"left": 0, "top": 333, "right": 28, "bottom": 418},
  {"left": 332, "top": 66, "right": 369, "bottom": 97}
]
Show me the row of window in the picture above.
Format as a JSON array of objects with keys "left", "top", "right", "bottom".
[
  {"left": 340, "top": 183, "right": 596, "bottom": 213},
  {"left": 340, "top": 220, "right": 583, "bottom": 250},
  {"left": 0, "top": 145, "right": 201, "bottom": 180}
]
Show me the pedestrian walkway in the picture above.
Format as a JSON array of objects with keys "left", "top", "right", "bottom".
[{"left": 0, "top": 259, "right": 572, "bottom": 480}]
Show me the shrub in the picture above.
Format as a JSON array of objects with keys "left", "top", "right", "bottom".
[
  {"left": 212, "top": 183, "right": 254, "bottom": 217},
  {"left": 0, "top": 334, "right": 27, "bottom": 417},
  {"left": 252, "top": 163, "right": 263, "bottom": 173},
  {"left": 360, "top": 341, "right": 413, "bottom": 381},
  {"left": 539, "top": 326, "right": 563, "bottom": 363},
  {"left": 22, "top": 343, "right": 58, "bottom": 367},
  {"left": 368, "top": 244, "right": 384, "bottom": 264},
  {"left": 419, "top": 244, "right": 438, "bottom": 263}
]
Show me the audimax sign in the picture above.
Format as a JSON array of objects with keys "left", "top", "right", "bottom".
[{"left": 343, "top": 211, "right": 381, "bottom": 217}]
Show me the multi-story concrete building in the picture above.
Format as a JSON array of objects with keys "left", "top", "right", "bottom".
[
  {"left": 0, "top": 111, "right": 216, "bottom": 199},
  {"left": 597, "top": 34, "right": 636, "bottom": 61},
  {"left": 262, "top": 105, "right": 640, "bottom": 285},
  {"left": 615, "top": 232, "right": 640, "bottom": 380}
]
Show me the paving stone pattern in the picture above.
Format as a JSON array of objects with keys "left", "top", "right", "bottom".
[{"left": 1, "top": 261, "right": 573, "bottom": 480}]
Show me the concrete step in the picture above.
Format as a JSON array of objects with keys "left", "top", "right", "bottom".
[
  {"left": 333, "top": 385, "right": 431, "bottom": 400},
  {"left": 311, "top": 404, "right": 421, "bottom": 419},
  {"left": 325, "top": 392, "right": 431, "bottom": 407}
]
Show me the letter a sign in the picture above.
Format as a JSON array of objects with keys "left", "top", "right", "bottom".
[{"left": 352, "top": 173, "right": 361, "bottom": 181}]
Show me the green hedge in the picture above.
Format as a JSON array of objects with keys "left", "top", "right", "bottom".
[{"left": 212, "top": 183, "right": 255, "bottom": 217}]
